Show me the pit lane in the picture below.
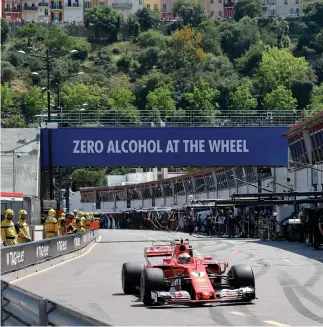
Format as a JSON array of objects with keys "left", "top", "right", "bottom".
[{"left": 11, "top": 230, "right": 323, "bottom": 326}]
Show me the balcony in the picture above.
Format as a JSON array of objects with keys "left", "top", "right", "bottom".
[
  {"left": 23, "top": 4, "right": 38, "bottom": 10},
  {"left": 65, "top": 2, "right": 81, "bottom": 7},
  {"left": 38, "top": 2, "right": 49, "bottom": 5},
  {"left": 51, "top": 2, "right": 62, "bottom": 9},
  {"left": 4, "top": 7, "right": 21, "bottom": 12},
  {"left": 224, "top": 0, "right": 234, "bottom": 7},
  {"left": 111, "top": 2, "right": 132, "bottom": 8}
]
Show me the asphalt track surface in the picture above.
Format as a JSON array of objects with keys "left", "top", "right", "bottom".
[{"left": 12, "top": 230, "right": 323, "bottom": 326}]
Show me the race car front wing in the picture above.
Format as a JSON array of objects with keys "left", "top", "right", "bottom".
[{"left": 151, "top": 287, "right": 256, "bottom": 305}]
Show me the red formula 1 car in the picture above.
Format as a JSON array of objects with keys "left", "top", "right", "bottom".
[{"left": 121, "top": 239, "right": 256, "bottom": 306}]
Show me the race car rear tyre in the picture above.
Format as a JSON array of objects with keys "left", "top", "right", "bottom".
[
  {"left": 140, "top": 268, "right": 165, "bottom": 306},
  {"left": 122, "top": 262, "right": 145, "bottom": 294},
  {"left": 228, "top": 264, "right": 255, "bottom": 289}
]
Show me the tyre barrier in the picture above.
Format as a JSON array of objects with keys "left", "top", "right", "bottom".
[{"left": 1, "top": 229, "right": 107, "bottom": 326}]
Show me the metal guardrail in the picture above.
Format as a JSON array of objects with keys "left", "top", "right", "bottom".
[
  {"left": 34, "top": 110, "right": 303, "bottom": 127},
  {"left": 1, "top": 280, "right": 110, "bottom": 326},
  {"left": 1, "top": 229, "right": 99, "bottom": 275},
  {"left": 1, "top": 229, "right": 108, "bottom": 325}
]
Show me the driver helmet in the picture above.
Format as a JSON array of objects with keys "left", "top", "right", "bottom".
[{"left": 179, "top": 253, "right": 191, "bottom": 264}]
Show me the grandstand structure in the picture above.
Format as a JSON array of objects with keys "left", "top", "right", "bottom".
[
  {"left": 1, "top": 128, "right": 40, "bottom": 197},
  {"left": 78, "top": 111, "right": 323, "bottom": 212}
]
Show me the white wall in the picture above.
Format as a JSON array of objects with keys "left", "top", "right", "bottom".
[
  {"left": 64, "top": 9, "right": 83, "bottom": 22},
  {"left": 108, "top": 175, "right": 126, "bottom": 186}
]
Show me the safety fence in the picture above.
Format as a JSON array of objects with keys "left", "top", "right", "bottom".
[
  {"left": 1, "top": 229, "right": 106, "bottom": 325},
  {"left": 1, "top": 229, "right": 99, "bottom": 275},
  {"left": 1, "top": 280, "right": 109, "bottom": 326}
]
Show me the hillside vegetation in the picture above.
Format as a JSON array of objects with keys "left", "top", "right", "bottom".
[{"left": 1, "top": 0, "right": 323, "bottom": 131}]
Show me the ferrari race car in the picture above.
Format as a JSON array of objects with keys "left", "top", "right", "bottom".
[{"left": 121, "top": 238, "right": 256, "bottom": 306}]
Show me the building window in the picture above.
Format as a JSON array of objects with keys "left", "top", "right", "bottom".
[
  {"left": 210, "top": 0, "right": 213, "bottom": 3},
  {"left": 85, "top": 1, "right": 91, "bottom": 8},
  {"left": 218, "top": 10, "right": 222, "bottom": 16},
  {"left": 146, "top": 4, "right": 150, "bottom": 8},
  {"left": 270, "top": 9, "right": 275, "bottom": 15},
  {"left": 139, "top": 0, "right": 142, "bottom": 3},
  {"left": 154, "top": 3, "right": 158, "bottom": 9},
  {"left": 295, "top": 0, "right": 299, "bottom": 3},
  {"left": 45, "top": 8, "right": 48, "bottom": 15},
  {"left": 210, "top": 10, "right": 214, "bottom": 16},
  {"left": 162, "top": 3, "right": 166, "bottom": 11},
  {"left": 296, "top": 8, "right": 299, "bottom": 13},
  {"left": 290, "top": 8, "right": 294, "bottom": 14},
  {"left": 284, "top": 0, "right": 287, "bottom": 4},
  {"left": 271, "top": 0, "right": 275, "bottom": 4},
  {"left": 99, "top": 2, "right": 105, "bottom": 5},
  {"left": 218, "top": 0, "right": 222, "bottom": 3}
]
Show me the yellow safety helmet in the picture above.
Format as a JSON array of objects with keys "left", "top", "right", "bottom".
[
  {"left": 19, "top": 210, "right": 28, "bottom": 219},
  {"left": 78, "top": 211, "right": 83, "bottom": 217},
  {"left": 60, "top": 212, "right": 66, "bottom": 218},
  {"left": 89, "top": 212, "right": 93, "bottom": 216},
  {"left": 85, "top": 212, "right": 89, "bottom": 217},
  {"left": 73, "top": 209, "right": 78, "bottom": 213},
  {"left": 48, "top": 208, "right": 56, "bottom": 217},
  {"left": 5, "top": 209, "right": 14, "bottom": 217}
]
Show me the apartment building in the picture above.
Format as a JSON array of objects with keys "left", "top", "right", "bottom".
[
  {"left": 64, "top": 0, "right": 83, "bottom": 21},
  {"left": 161, "top": 0, "right": 174, "bottom": 18},
  {"left": 21, "top": 0, "right": 49, "bottom": 21},
  {"left": 144, "top": 0, "right": 160, "bottom": 12},
  {"left": 109, "top": 0, "right": 143, "bottom": 17},
  {"left": 203, "top": 0, "right": 224, "bottom": 18},
  {"left": 1, "top": 0, "right": 22, "bottom": 20}
]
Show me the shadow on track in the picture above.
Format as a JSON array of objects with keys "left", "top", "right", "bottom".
[{"left": 251, "top": 240, "right": 323, "bottom": 265}]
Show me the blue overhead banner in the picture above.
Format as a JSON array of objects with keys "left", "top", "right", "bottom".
[{"left": 41, "top": 127, "right": 288, "bottom": 167}]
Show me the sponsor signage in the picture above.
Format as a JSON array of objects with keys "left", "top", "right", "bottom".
[
  {"left": 1, "top": 230, "right": 99, "bottom": 274},
  {"left": 41, "top": 127, "right": 288, "bottom": 167}
]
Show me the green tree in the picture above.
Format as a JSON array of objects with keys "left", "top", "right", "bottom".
[
  {"left": 24, "top": 86, "right": 47, "bottom": 118},
  {"left": 198, "top": 23, "right": 222, "bottom": 56},
  {"left": 234, "top": 0, "right": 262, "bottom": 21},
  {"left": 116, "top": 55, "right": 132, "bottom": 73},
  {"left": 107, "top": 88, "right": 140, "bottom": 123},
  {"left": 84, "top": 6, "right": 123, "bottom": 42},
  {"left": 1, "top": 19, "right": 10, "bottom": 44},
  {"left": 303, "top": 2, "right": 323, "bottom": 32},
  {"left": 133, "top": 7, "right": 160, "bottom": 32},
  {"left": 1, "top": 83, "right": 14, "bottom": 111},
  {"left": 17, "top": 24, "right": 48, "bottom": 45},
  {"left": 255, "top": 47, "right": 314, "bottom": 92},
  {"left": 61, "top": 83, "right": 97, "bottom": 110},
  {"left": 2, "top": 115, "right": 27, "bottom": 128},
  {"left": 265, "top": 18, "right": 291, "bottom": 48},
  {"left": 66, "top": 37, "right": 92, "bottom": 61},
  {"left": 305, "top": 83, "right": 323, "bottom": 117},
  {"left": 228, "top": 81, "right": 257, "bottom": 113},
  {"left": 1, "top": 61, "right": 16, "bottom": 84},
  {"left": 263, "top": 85, "right": 297, "bottom": 112},
  {"left": 71, "top": 168, "right": 107, "bottom": 189},
  {"left": 137, "top": 29, "right": 167, "bottom": 48},
  {"left": 173, "top": 0, "right": 206, "bottom": 27},
  {"left": 235, "top": 42, "right": 267, "bottom": 76},
  {"left": 161, "top": 26, "right": 207, "bottom": 71},
  {"left": 184, "top": 79, "right": 220, "bottom": 121},
  {"left": 218, "top": 17, "right": 260, "bottom": 59},
  {"left": 134, "top": 72, "right": 174, "bottom": 111},
  {"left": 146, "top": 85, "right": 177, "bottom": 120}
]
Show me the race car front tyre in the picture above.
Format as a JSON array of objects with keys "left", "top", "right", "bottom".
[
  {"left": 140, "top": 268, "right": 165, "bottom": 306},
  {"left": 228, "top": 264, "right": 255, "bottom": 289},
  {"left": 122, "top": 262, "right": 145, "bottom": 294}
]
